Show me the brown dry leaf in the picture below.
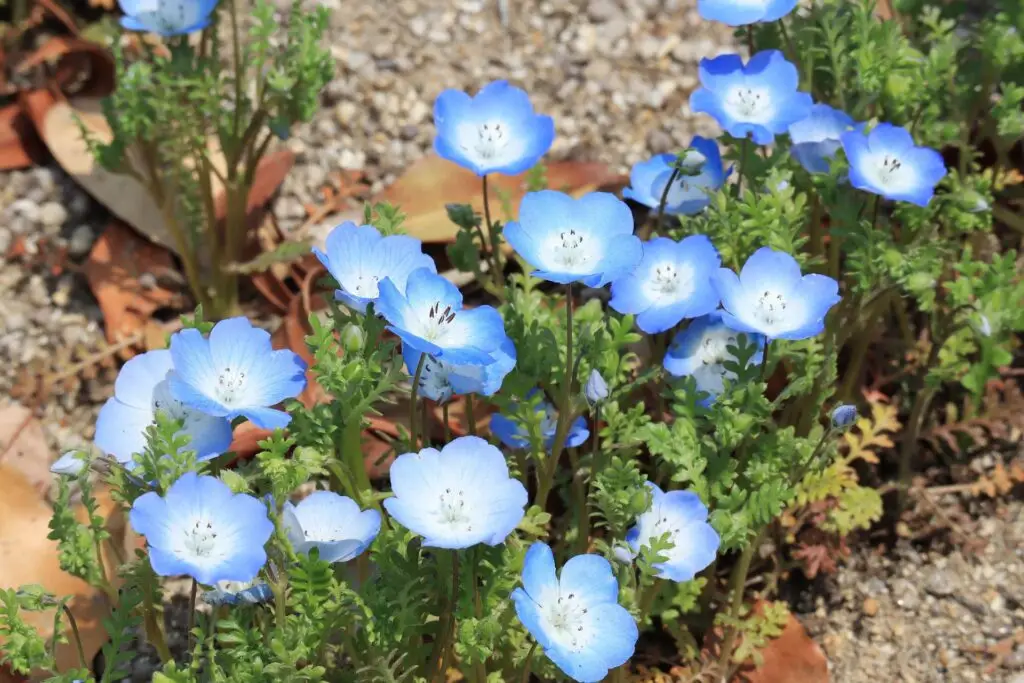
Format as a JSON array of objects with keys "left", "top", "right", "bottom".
[
  {"left": 379, "top": 155, "right": 627, "bottom": 245},
  {"left": 83, "top": 220, "right": 182, "bottom": 354},
  {"left": 0, "top": 466, "right": 123, "bottom": 680},
  {"left": 0, "top": 403, "right": 54, "bottom": 498},
  {"left": 736, "top": 611, "right": 829, "bottom": 683}
]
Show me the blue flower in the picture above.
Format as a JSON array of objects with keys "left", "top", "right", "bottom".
[
  {"left": 788, "top": 104, "right": 858, "bottom": 174},
  {"left": 511, "top": 542, "right": 638, "bottom": 683},
  {"left": 690, "top": 51, "right": 813, "bottom": 145},
  {"left": 130, "top": 472, "right": 273, "bottom": 584},
  {"left": 95, "top": 349, "right": 232, "bottom": 467},
  {"left": 383, "top": 436, "right": 528, "bottom": 549},
  {"left": 698, "top": 0, "right": 796, "bottom": 25},
  {"left": 202, "top": 580, "right": 273, "bottom": 607},
  {"left": 609, "top": 235, "right": 722, "bottom": 334},
  {"left": 840, "top": 123, "right": 947, "bottom": 206},
  {"left": 624, "top": 483, "right": 720, "bottom": 582},
  {"left": 402, "top": 339, "right": 516, "bottom": 404},
  {"left": 663, "top": 313, "right": 764, "bottom": 405},
  {"left": 490, "top": 393, "right": 589, "bottom": 450},
  {"left": 282, "top": 491, "right": 381, "bottom": 564},
  {"left": 830, "top": 404, "right": 858, "bottom": 430},
  {"left": 503, "top": 191, "right": 642, "bottom": 287},
  {"left": 712, "top": 247, "right": 841, "bottom": 340},
  {"left": 622, "top": 138, "right": 729, "bottom": 216},
  {"left": 117, "top": 0, "right": 218, "bottom": 36},
  {"left": 377, "top": 269, "right": 509, "bottom": 366},
  {"left": 168, "top": 317, "right": 307, "bottom": 431},
  {"left": 312, "top": 222, "right": 436, "bottom": 313},
  {"left": 584, "top": 369, "right": 609, "bottom": 404},
  {"left": 51, "top": 451, "right": 87, "bottom": 476},
  {"left": 433, "top": 80, "right": 555, "bottom": 177}
]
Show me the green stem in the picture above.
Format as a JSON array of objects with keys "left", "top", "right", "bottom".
[
  {"left": 760, "top": 339, "right": 771, "bottom": 381},
  {"left": 61, "top": 603, "right": 88, "bottom": 671},
  {"left": 777, "top": 20, "right": 800, "bottom": 74},
  {"left": 520, "top": 642, "right": 538, "bottom": 683},
  {"left": 716, "top": 529, "right": 765, "bottom": 677},
  {"left": 410, "top": 354, "right": 428, "bottom": 450},
  {"left": 342, "top": 418, "right": 373, "bottom": 506},
  {"left": 898, "top": 386, "right": 937, "bottom": 511},
  {"left": 431, "top": 552, "right": 461, "bottom": 683},
  {"left": 535, "top": 284, "right": 575, "bottom": 510},
  {"left": 466, "top": 394, "right": 477, "bottom": 436},
  {"left": 141, "top": 569, "right": 173, "bottom": 665},
  {"left": 481, "top": 175, "right": 506, "bottom": 293},
  {"left": 187, "top": 578, "right": 198, "bottom": 658},
  {"left": 650, "top": 165, "right": 682, "bottom": 237},
  {"left": 471, "top": 548, "right": 486, "bottom": 682},
  {"left": 638, "top": 581, "right": 663, "bottom": 621},
  {"left": 443, "top": 402, "right": 452, "bottom": 442},
  {"left": 736, "top": 136, "right": 752, "bottom": 197},
  {"left": 568, "top": 448, "right": 589, "bottom": 555}
]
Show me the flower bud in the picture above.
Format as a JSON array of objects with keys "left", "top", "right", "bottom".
[
  {"left": 340, "top": 322, "right": 366, "bottom": 353},
  {"left": 584, "top": 369, "right": 609, "bottom": 404},
  {"left": 830, "top": 404, "right": 858, "bottom": 430},
  {"left": 50, "top": 451, "right": 86, "bottom": 476}
]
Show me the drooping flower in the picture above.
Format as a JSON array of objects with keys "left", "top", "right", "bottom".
[
  {"left": 622, "top": 137, "right": 729, "bottom": 216},
  {"left": 503, "top": 191, "right": 642, "bottom": 287},
  {"left": 402, "top": 339, "right": 516, "bottom": 404},
  {"left": 689, "top": 51, "right": 813, "bottom": 145},
  {"left": 130, "top": 472, "right": 274, "bottom": 584},
  {"left": 490, "top": 393, "right": 589, "bottom": 450},
  {"left": 168, "top": 317, "right": 307, "bottom": 431},
  {"left": 830, "top": 404, "right": 858, "bottom": 430},
  {"left": 609, "top": 235, "right": 722, "bottom": 334},
  {"left": 511, "top": 542, "right": 638, "bottom": 683},
  {"left": 282, "top": 491, "right": 381, "bottom": 564},
  {"left": 117, "top": 0, "right": 219, "bottom": 36},
  {"left": 433, "top": 80, "right": 555, "bottom": 177},
  {"left": 663, "top": 313, "right": 764, "bottom": 405},
  {"left": 584, "top": 370, "right": 609, "bottom": 404},
  {"left": 202, "top": 580, "right": 273, "bottom": 607},
  {"left": 840, "top": 123, "right": 947, "bottom": 206},
  {"left": 624, "top": 483, "right": 720, "bottom": 582},
  {"left": 377, "top": 268, "right": 509, "bottom": 366},
  {"left": 51, "top": 451, "right": 87, "bottom": 476},
  {"left": 788, "top": 104, "right": 858, "bottom": 174},
  {"left": 712, "top": 247, "right": 841, "bottom": 340},
  {"left": 383, "top": 436, "right": 528, "bottom": 549},
  {"left": 95, "top": 349, "right": 232, "bottom": 466},
  {"left": 698, "top": 0, "right": 797, "bottom": 25},
  {"left": 312, "top": 222, "right": 437, "bottom": 313}
]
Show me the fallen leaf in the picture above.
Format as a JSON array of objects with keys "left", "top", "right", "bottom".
[
  {"left": 82, "top": 220, "right": 182, "bottom": 355},
  {"left": 736, "top": 611, "right": 829, "bottom": 683},
  {"left": 0, "top": 403, "right": 53, "bottom": 498},
  {"left": 0, "top": 466, "right": 124, "bottom": 681},
  {"left": 379, "top": 155, "right": 627, "bottom": 245}
]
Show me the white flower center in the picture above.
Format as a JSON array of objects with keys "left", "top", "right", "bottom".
[
  {"left": 468, "top": 121, "right": 510, "bottom": 160},
  {"left": 752, "top": 289, "right": 788, "bottom": 326},
  {"left": 435, "top": 486, "right": 473, "bottom": 531},
  {"left": 644, "top": 262, "right": 696, "bottom": 302},
  {"left": 177, "top": 517, "right": 224, "bottom": 560},
  {"left": 215, "top": 366, "right": 249, "bottom": 406},
  {"left": 345, "top": 274, "right": 380, "bottom": 299},
  {"left": 417, "top": 301, "right": 459, "bottom": 343},
  {"left": 542, "top": 591, "right": 592, "bottom": 653},
  {"left": 151, "top": 379, "right": 205, "bottom": 426},
  {"left": 547, "top": 228, "right": 601, "bottom": 273},
  {"left": 868, "top": 153, "right": 916, "bottom": 192},
  {"left": 724, "top": 86, "right": 774, "bottom": 123}
]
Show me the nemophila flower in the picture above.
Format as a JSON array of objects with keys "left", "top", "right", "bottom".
[
  {"left": 712, "top": 247, "right": 841, "bottom": 340},
  {"left": 788, "top": 104, "right": 858, "bottom": 174},
  {"left": 512, "top": 542, "right": 638, "bottom": 682},
  {"left": 383, "top": 436, "right": 528, "bottom": 549},
  {"left": 433, "top": 80, "right": 555, "bottom": 177},
  {"left": 377, "top": 268, "right": 508, "bottom": 365},
  {"left": 609, "top": 235, "right": 722, "bottom": 334},
  {"left": 402, "top": 339, "right": 516, "bottom": 404},
  {"left": 830, "top": 404, "right": 858, "bottom": 430},
  {"left": 663, "top": 313, "right": 764, "bottom": 405},
  {"left": 312, "top": 222, "right": 436, "bottom": 313},
  {"left": 95, "top": 349, "right": 232, "bottom": 466},
  {"left": 503, "top": 191, "right": 642, "bottom": 287},
  {"left": 584, "top": 369, "right": 609, "bottom": 404},
  {"left": 130, "top": 472, "right": 273, "bottom": 584},
  {"left": 490, "top": 394, "right": 589, "bottom": 450},
  {"left": 622, "top": 138, "right": 728, "bottom": 216},
  {"left": 840, "top": 123, "right": 947, "bottom": 206},
  {"left": 168, "top": 317, "right": 307, "bottom": 431},
  {"left": 624, "top": 483, "right": 719, "bottom": 582},
  {"left": 51, "top": 451, "right": 87, "bottom": 476},
  {"left": 689, "top": 51, "right": 812, "bottom": 145},
  {"left": 282, "top": 491, "right": 381, "bottom": 564},
  {"left": 117, "top": 0, "right": 218, "bottom": 36},
  {"left": 202, "top": 580, "right": 273, "bottom": 607},
  {"left": 698, "top": 0, "right": 796, "bottom": 25}
]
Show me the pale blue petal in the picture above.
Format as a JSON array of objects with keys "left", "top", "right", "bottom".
[
  {"left": 490, "top": 413, "right": 528, "bottom": 448},
  {"left": 738, "top": 247, "right": 803, "bottom": 294},
  {"left": 564, "top": 416, "right": 590, "bottom": 448},
  {"left": 511, "top": 588, "right": 556, "bottom": 650},
  {"left": 558, "top": 554, "right": 618, "bottom": 608}
]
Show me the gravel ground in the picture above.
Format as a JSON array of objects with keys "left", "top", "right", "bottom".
[{"left": 2, "top": 1, "right": 1023, "bottom": 682}]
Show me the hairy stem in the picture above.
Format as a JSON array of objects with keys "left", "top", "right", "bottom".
[
  {"left": 466, "top": 393, "right": 477, "bottom": 436},
  {"left": 535, "top": 284, "right": 575, "bottom": 509},
  {"left": 187, "top": 579, "right": 198, "bottom": 658},
  {"left": 61, "top": 603, "right": 88, "bottom": 671},
  {"left": 520, "top": 642, "right": 538, "bottom": 683},
  {"left": 409, "top": 354, "right": 428, "bottom": 450},
  {"left": 716, "top": 529, "right": 764, "bottom": 680},
  {"left": 481, "top": 175, "right": 506, "bottom": 293},
  {"left": 342, "top": 417, "right": 373, "bottom": 507},
  {"left": 431, "top": 551, "right": 461, "bottom": 683}
]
